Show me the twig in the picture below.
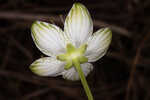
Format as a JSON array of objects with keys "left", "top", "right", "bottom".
[
  {"left": 0, "top": 11, "right": 60, "bottom": 22},
  {"left": 21, "top": 88, "right": 50, "bottom": 100},
  {"left": 125, "top": 32, "right": 150, "bottom": 100},
  {"left": 0, "top": 69, "right": 83, "bottom": 100},
  {"left": 106, "top": 52, "right": 131, "bottom": 65},
  {"left": 10, "top": 37, "right": 33, "bottom": 61},
  {"left": 1, "top": 42, "right": 11, "bottom": 69},
  {"left": 93, "top": 20, "right": 131, "bottom": 38},
  {"left": 107, "top": 51, "right": 150, "bottom": 67},
  {"left": 0, "top": 11, "right": 131, "bottom": 37}
]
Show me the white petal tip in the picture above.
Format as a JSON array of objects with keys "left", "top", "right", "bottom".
[
  {"left": 103, "top": 27, "right": 112, "bottom": 44},
  {"left": 30, "top": 64, "right": 46, "bottom": 76},
  {"left": 31, "top": 20, "right": 67, "bottom": 56},
  {"left": 85, "top": 27, "right": 112, "bottom": 62},
  {"left": 64, "top": 2, "right": 93, "bottom": 47},
  {"left": 29, "top": 57, "right": 65, "bottom": 77},
  {"left": 73, "top": 2, "right": 84, "bottom": 7}
]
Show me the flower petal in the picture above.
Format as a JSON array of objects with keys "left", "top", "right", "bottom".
[
  {"left": 61, "top": 63, "right": 93, "bottom": 81},
  {"left": 30, "top": 57, "right": 65, "bottom": 76},
  {"left": 31, "top": 21, "right": 67, "bottom": 56},
  {"left": 85, "top": 28, "right": 112, "bottom": 62},
  {"left": 64, "top": 3, "right": 93, "bottom": 47}
]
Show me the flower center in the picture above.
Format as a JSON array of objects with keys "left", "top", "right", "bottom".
[{"left": 57, "top": 43, "right": 88, "bottom": 70}]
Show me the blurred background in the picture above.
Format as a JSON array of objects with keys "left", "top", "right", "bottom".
[{"left": 0, "top": 0, "right": 150, "bottom": 100}]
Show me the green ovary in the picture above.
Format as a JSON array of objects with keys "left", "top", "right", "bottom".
[{"left": 57, "top": 43, "right": 88, "bottom": 70}]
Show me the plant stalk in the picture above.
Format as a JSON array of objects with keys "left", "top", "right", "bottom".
[{"left": 73, "top": 59, "right": 94, "bottom": 100}]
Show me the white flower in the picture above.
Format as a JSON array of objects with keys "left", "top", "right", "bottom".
[{"left": 30, "top": 3, "right": 112, "bottom": 81}]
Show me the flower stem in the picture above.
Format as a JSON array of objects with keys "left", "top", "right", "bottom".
[{"left": 73, "top": 59, "right": 94, "bottom": 100}]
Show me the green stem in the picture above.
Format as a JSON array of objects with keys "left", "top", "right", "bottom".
[{"left": 73, "top": 59, "right": 94, "bottom": 100}]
